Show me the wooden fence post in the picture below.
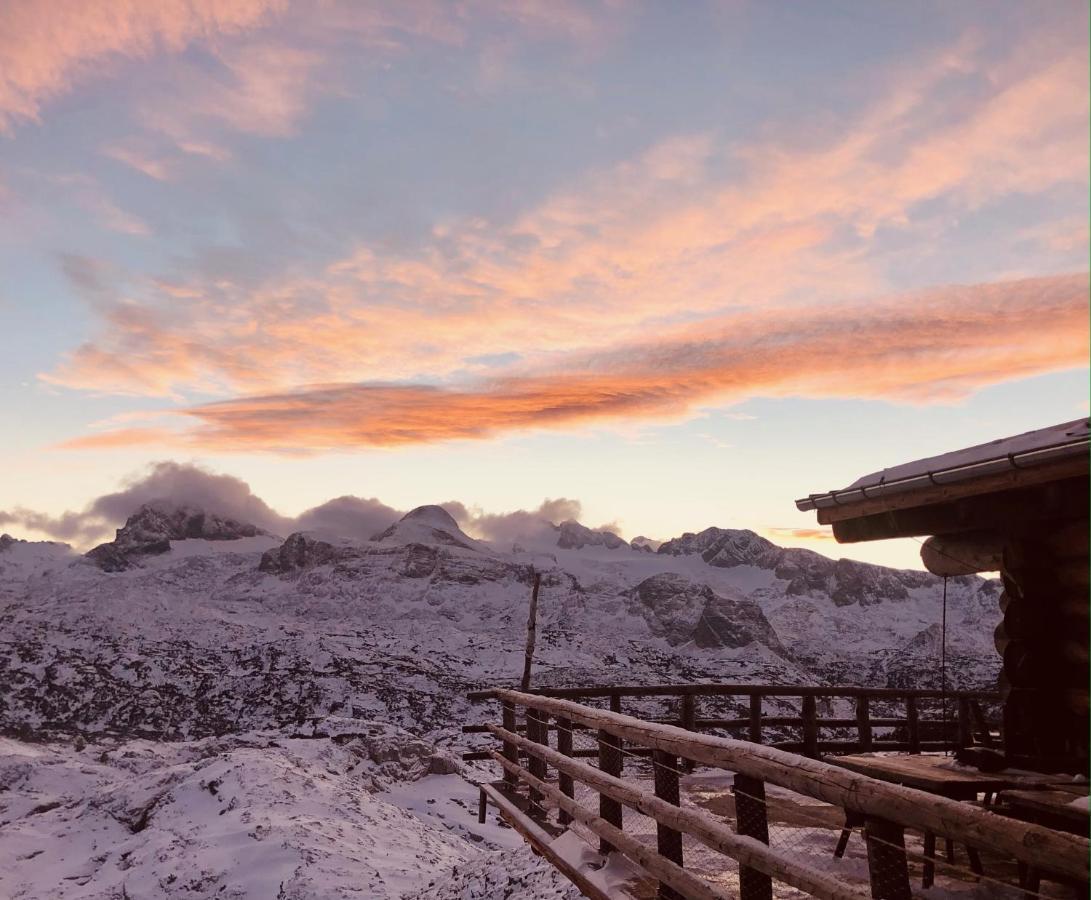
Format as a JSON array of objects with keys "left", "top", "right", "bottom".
[
  {"left": 598, "top": 729, "right": 624, "bottom": 854},
  {"left": 610, "top": 692, "right": 622, "bottom": 714},
  {"left": 681, "top": 694, "right": 697, "bottom": 772},
  {"left": 734, "top": 774, "right": 773, "bottom": 900},
  {"left": 801, "top": 695, "right": 818, "bottom": 759},
  {"left": 749, "top": 694, "right": 762, "bottom": 744},
  {"left": 864, "top": 817, "right": 912, "bottom": 900},
  {"left": 957, "top": 697, "right": 973, "bottom": 749},
  {"left": 906, "top": 696, "right": 921, "bottom": 755},
  {"left": 501, "top": 701, "right": 518, "bottom": 786},
  {"left": 856, "top": 696, "right": 873, "bottom": 752},
  {"left": 653, "top": 750, "right": 685, "bottom": 900},
  {"left": 527, "top": 709, "right": 548, "bottom": 812},
  {"left": 556, "top": 716, "right": 574, "bottom": 826}
]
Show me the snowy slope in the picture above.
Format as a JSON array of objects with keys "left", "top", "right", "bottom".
[{"left": 0, "top": 504, "right": 1002, "bottom": 898}]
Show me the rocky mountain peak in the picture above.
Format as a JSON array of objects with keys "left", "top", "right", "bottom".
[
  {"left": 86, "top": 502, "right": 266, "bottom": 572},
  {"left": 372, "top": 505, "right": 485, "bottom": 553},
  {"left": 554, "top": 520, "right": 626, "bottom": 551}
]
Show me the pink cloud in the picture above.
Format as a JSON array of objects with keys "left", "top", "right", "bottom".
[
  {"left": 57, "top": 273, "right": 1090, "bottom": 453},
  {"left": 0, "top": 0, "right": 286, "bottom": 133}
]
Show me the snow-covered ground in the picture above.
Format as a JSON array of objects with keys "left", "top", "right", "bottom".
[{"left": 0, "top": 503, "right": 1005, "bottom": 897}]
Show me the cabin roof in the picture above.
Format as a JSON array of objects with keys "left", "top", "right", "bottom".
[{"left": 796, "top": 419, "right": 1089, "bottom": 514}]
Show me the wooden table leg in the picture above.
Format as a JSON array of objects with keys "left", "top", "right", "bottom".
[
  {"left": 966, "top": 845, "right": 983, "bottom": 876},
  {"left": 922, "top": 831, "right": 936, "bottom": 888},
  {"left": 833, "top": 809, "right": 863, "bottom": 858},
  {"left": 944, "top": 837, "right": 956, "bottom": 863}
]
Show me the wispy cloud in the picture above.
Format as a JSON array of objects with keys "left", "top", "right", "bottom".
[
  {"left": 0, "top": 0, "right": 286, "bottom": 133},
  {"left": 57, "top": 273, "right": 1089, "bottom": 452},
  {"left": 766, "top": 527, "right": 836, "bottom": 543},
  {"left": 43, "top": 31, "right": 1088, "bottom": 402}
]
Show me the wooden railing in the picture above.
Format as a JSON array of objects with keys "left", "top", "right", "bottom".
[
  {"left": 464, "top": 682, "right": 1001, "bottom": 760},
  {"left": 466, "top": 689, "right": 1087, "bottom": 900}
]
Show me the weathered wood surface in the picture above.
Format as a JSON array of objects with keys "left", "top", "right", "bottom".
[
  {"left": 469, "top": 683, "right": 999, "bottom": 701},
  {"left": 520, "top": 572, "right": 541, "bottom": 691},
  {"left": 490, "top": 690, "right": 1091, "bottom": 882},
  {"left": 816, "top": 455, "right": 1088, "bottom": 525},
  {"left": 488, "top": 731, "right": 871, "bottom": 900},
  {"left": 489, "top": 749, "right": 736, "bottom": 900},
  {"left": 479, "top": 783, "right": 614, "bottom": 900}
]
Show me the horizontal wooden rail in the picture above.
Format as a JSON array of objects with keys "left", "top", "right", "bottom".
[
  {"left": 468, "top": 683, "right": 1000, "bottom": 701},
  {"left": 463, "top": 716, "right": 955, "bottom": 733},
  {"left": 489, "top": 727, "right": 870, "bottom": 900},
  {"left": 492, "top": 689, "right": 1088, "bottom": 882}
]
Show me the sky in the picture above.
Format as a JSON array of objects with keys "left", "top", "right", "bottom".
[{"left": 0, "top": 0, "right": 1088, "bottom": 568}]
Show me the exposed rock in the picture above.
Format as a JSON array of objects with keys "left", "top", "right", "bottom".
[
  {"left": 555, "top": 520, "right": 625, "bottom": 550},
  {"left": 632, "top": 573, "right": 785, "bottom": 655},
  {"left": 259, "top": 532, "right": 356, "bottom": 574},
  {"left": 87, "top": 503, "right": 266, "bottom": 571}
]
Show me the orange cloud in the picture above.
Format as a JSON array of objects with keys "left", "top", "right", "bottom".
[
  {"left": 57, "top": 273, "right": 1090, "bottom": 453},
  {"left": 767, "top": 528, "right": 836, "bottom": 543},
  {"left": 43, "top": 32, "right": 1089, "bottom": 400},
  {"left": 0, "top": 0, "right": 286, "bottom": 133}
]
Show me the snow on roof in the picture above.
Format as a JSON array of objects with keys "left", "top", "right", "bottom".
[{"left": 797, "top": 419, "right": 1090, "bottom": 512}]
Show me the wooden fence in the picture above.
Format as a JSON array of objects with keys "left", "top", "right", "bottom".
[
  {"left": 464, "top": 682, "right": 1001, "bottom": 760},
  {"left": 464, "top": 689, "right": 1087, "bottom": 900}
]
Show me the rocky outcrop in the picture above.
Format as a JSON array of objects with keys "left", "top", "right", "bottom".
[
  {"left": 555, "top": 520, "right": 625, "bottom": 550},
  {"left": 659, "top": 525, "right": 954, "bottom": 608},
  {"left": 87, "top": 504, "right": 266, "bottom": 571},
  {"left": 632, "top": 573, "right": 785, "bottom": 655},
  {"left": 259, "top": 532, "right": 356, "bottom": 574}
]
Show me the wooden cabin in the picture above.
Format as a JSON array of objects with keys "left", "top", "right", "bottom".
[{"left": 797, "top": 419, "right": 1089, "bottom": 773}]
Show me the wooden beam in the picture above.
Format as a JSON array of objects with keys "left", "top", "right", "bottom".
[
  {"left": 469, "top": 683, "right": 1000, "bottom": 701},
  {"left": 491, "top": 689, "right": 1091, "bottom": 882},
  {"left": 488, "top": 735, "right": 871, "bottom": 900},
  {"left": 489, "top": 749, "right": 736, "bottom": 900},
  {"left": 815, "top": 457, "right": 1087, "bottom": 525},
  {"left": 479, "top": 784, "right": 614, "bottom": 900},
  {"left": 827, "top": 475, "right": 1088, "bottom": 542}
]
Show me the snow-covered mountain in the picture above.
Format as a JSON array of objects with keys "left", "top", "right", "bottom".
[{"left": 0, "top": 502, "right": 1002, "bottom": 898}]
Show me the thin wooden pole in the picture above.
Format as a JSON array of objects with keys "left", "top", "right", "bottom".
[
  {"left": 520, "top": 572, "right": 542, "bottom": 692},
  {"left": 557, "top": 716, "right": 574, "bottom": 825},
  {"left": 598, "top": 728, "right": 624, "bottom": 853}
]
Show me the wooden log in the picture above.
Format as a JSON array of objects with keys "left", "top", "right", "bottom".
[
  {"left": 921, "top": 532, "right": 1004, "bottom": 576},
  {"left": 734, "top": 774, "right": 772, "bottom": 900},
  {"left": 487, "top": 737, "right": 871, "bottom": 900},
  {"left": 468, "top": 683, "right": 1000, "bottom": 701},
  {"left": 598, "top": 728, "right": 623, "bottom": 853},
  {"left": 491, "top": 690, "right": 1091, "bottom": 882},
  {"left": 490, "top": 754, "right": 733, "bottom": 900},
  {"left": 864, "top": 817, "right": 911, "bottom": 900},
  {"left": 653, "top": 750, "right": 684, "bottom": 900},
  {"left": 556, "top": 716, "right": 574, "bottom": 826},
  {"left": 749, "top": 695, "right": 762, "bottom": 744},
  {"left": 479, "top": 783, "right": 614, "bottom": 900},
  {"left": 906, "top": 696, "right": 920, "bottom": 755},
  {"left": 856, "top": 696, "right": 873, "bottom": 753},
  {"left": 801, "top": 695, "right": 818, "bottom": 759}
]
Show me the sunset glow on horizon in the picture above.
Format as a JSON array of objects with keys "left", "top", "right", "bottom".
[{"left": 1, "top": 0, "right": 1088, "bottom": 569}]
